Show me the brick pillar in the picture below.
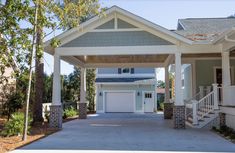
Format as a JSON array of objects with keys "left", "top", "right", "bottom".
[
  {"left": 79, "top": 103, "right": 87, "bottom": 119},
  {"left": 173, "top": 105, "right": 186, "bottom": 129},
  {"left": 49, "top": 105, "right": 62, "bottom": 129},
  {"left": 219, "top": 112, "right": 226, "bottom": 127},
  {"left": 164, "top": 103, "right": 173, "bottom": 119}
]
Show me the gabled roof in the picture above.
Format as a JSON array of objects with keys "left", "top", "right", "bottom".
[
  {"left": 175, "top": 18, "right": 235, "bottom": 42},
  {"left": 44, "top": 5, "right": 193, "bottom": 54}
]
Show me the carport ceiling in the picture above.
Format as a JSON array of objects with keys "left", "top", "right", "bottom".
[{"left": 75, "top": 54, "right": 169, "bottom": 63}]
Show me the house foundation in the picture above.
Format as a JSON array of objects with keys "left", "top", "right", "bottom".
[
  {"left": 79, "top": 103, "right": 87, "bottom": 119},
  {"left": 219, "top": 112, "right": 226, "bottom": 127},
  {"left": 173, "top": 105, "right": 186, "bottom": 129},
  {"left": 49, "top": 105, "right": 62, "bottom": 129}
]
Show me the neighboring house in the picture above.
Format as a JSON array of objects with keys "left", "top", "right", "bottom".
[
  {"left": 45, "top": 6, "right": 235, "bottom": 130},
  {"left": 95, "top": 68, "right": 157, "bottom": 113},
  {"left": 0, "top": 66, "right": 16, "bottom": 113}
]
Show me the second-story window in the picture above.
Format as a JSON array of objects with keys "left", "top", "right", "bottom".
[
  {"left": 122, "top": 68, "right": 130, "bottom": 74},
  {"left": 118, "top": 68, "right": 134, "bottom": 74}
]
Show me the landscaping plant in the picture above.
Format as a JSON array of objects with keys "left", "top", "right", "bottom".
[
  {"left": 1, "top": 112, "right": 32, "bottom": 137},
  {"left": 63, "top": 106, "right": 77, "bottom": 119}
]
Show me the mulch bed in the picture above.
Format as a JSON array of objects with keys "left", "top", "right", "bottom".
[
  {"left": 0, "top": 118, "right": 59, "bottom": 153},
  {"left": 212, "top": 129, "right": 235, "bottom": 144},
  {"left": 0, "top": 112, "right": 96, "bottom": 153}
]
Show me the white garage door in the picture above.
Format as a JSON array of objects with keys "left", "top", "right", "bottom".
[{"left": 105, "top": 92, "right": 134, "bottom": 112}]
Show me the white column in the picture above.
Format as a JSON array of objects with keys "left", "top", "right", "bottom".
[
  {"left": 212, "top": 83, "right": 219, "bottom": 110},
  {"left": 192, "top": 100, "right": 198, "bottom": 125},
  {"left": 222, "top": 52, "right": 231, "bottom": 86},
  {"left": 199, "top": 86, "right": 204, "bottom": 99},
  {"left": 52, "top": 53, "right": 61, "bottom": 105},
  {"left": 175, "top": 52, "right": 183, "bottom": 105},
  {"left": 165, "top": 66, "right": 170, "bottom": 103},
  {"left": 80, "top": 68, "right": 86, "bottom": 103}
]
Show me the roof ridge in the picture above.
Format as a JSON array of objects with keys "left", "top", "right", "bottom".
[{"left": 179, "top": 17, "right": 235, "bottom": 20}]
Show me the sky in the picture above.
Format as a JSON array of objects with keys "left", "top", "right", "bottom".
[{"left": 43, "top": 0, "right": 235, "bottom": 81}]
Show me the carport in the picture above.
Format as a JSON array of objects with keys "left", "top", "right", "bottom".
[{"left": 44, "top": 6, "right": 223, "bottom": 129}]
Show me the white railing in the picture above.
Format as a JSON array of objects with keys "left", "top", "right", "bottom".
[
  {"left": 187, "top": 83, "right": 219, "bottom": 125},
  {"left": 197, "top": 91, "right": 214, "bottom": 121}
]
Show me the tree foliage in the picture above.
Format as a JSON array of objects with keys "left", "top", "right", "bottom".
[
  {"left": 156, "top": 80, "right": 165, "bottom": 88},
  {"left": 86, "top": 68, "right": 96, "bottom": 112}
]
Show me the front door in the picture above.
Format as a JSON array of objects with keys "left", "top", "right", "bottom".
[{"left": 144, "top": 92, "right": 154, "bottom": 113}]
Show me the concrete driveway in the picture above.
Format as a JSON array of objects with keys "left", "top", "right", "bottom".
[{"left": 13, "top": 113, "right": 235, "bottom": 152}]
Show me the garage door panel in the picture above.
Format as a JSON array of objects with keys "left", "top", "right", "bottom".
[{"left": 105, "top": 92, "right": 134, "bottom": 112}]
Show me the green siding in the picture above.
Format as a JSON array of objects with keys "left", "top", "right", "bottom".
[
  {"left": 95, "top": 19, "right": 114, "bottom": 29},
  {"left": 62, "top": 31, "right": 173, "bottom": 47},
  {"left": 117, "top": 19, "right": 137, "bottom": 29},
  {"left": 195, "top": 59, "right": 235, "bottom": 92},
  {"left": 96, "top": 84, "right": 155, "bottom": 112}
]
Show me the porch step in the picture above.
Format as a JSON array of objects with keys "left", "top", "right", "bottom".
[{"left": 186, "top": 111, "right": 219, "bottom": 128}]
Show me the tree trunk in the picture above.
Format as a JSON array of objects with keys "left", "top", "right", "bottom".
[{"left": 33, "top": 3, "right": 44, "bottom": 124}]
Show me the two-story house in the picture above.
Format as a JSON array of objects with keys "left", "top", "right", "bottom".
[{"left": 95, "top": 67, "right": 157, "bottom": 113}]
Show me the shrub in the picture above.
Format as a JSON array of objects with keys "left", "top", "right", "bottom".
[
  {"left": 1, "top": 112, "right": 32, "bottom": 137},
  {"left": 63, "top": 106, "right": 77, "bottom": 119},
  {"left": 3, "top": 91, "right": 24, "bottom": 120},
  {"left": 229, "top": 133, "right": 235, "bottom": 140}
]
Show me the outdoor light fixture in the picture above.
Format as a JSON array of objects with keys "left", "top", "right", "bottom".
[
  {"left": 137, "top": 92, "right": 140, "bottom": 96},
  {"left": 99, "top": 92, "right": 102, "bottom": 96}
]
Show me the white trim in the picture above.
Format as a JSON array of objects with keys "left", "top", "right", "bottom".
[
  {"left": 91, "top": 28, "right": 142, "bottom": 32},
  {"left": 55, "top": 44, "right": 222, "bottom": 57},
  {"left": 114, "top": 13, "right": 118, "bottom": 29},
  {"left": 103, "top": 90, "right": 136, "bottom": 113},
  {"left": 96, "top": 73, "right": 155, "bottom": 78},
  {"left": 142, "top": 91, "right": 155, "bottom": 113},
  {"left": 56, "top": 45, "right": 178, "bottom": 56},
  {"left": 85, "top": 63, "right": 164, "bottom": 68},
  {"left": 96, "top": 81, "right": 156, "bottom": 85}
]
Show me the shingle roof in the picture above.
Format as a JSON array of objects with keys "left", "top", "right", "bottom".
[
  {"left": 175, "top": 17, "right": 235, "bottom": 42},
  {"left": 95, "top": 77, "right": 155, "bottom": 83}
]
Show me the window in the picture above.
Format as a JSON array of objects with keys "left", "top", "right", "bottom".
[
  {"left": 118, "top": 68, "right": 134, "bottom": 74},
  {"left": 122, "top": 68, "right": 130, "bottom": 74},
  {"left": 145, "top": 93, "right": 152, "bottom": 99}
]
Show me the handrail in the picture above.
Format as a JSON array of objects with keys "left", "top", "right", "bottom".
[
  {"left": 186, "top": 84, "right": 219, "bottom": 126},
  {"left": 197, "top": 91, "right": 214, "bottom": 121}
]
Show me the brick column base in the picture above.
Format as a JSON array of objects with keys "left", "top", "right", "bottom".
[
  {"left": 79, "top": 103, "right": 87, "bottom": 119},
  {"left": 164, "top": 103, "right": 173, "bottom": 119},
  {"left": 219, "top": 112, "right": 226, "bottom": 127},
  {"left": 49, "top": 105, "right": 62, "bottom": 129},
  {"left": 173, "top": 105, "right": 186, "bottom": 129}
]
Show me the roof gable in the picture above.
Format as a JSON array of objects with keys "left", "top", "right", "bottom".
[{"left": 45, "top": 6, "right": 193, "bottom": 54}]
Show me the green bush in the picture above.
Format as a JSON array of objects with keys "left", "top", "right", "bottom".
[
  {"left": 3, "top": 91, "right": 24, "bottom": 119},
  {"left": 1, "top": 112, "right": 32, "bottom": 137},
  {"left": 63, "top": 106, "right": 77, "bottom": 119}
]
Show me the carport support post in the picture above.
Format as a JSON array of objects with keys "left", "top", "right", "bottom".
[
  {"left": 173, "top": 52, "right": 185, "bottom": 129},
  {"left": 79, "top": 67, "right": 87, "bottom": 119},
  {"left": 164, "top": 65, "right": 173, "bottom": 119},
  {"left": 50, "top": 53, "right": 62, "bottom": 129}
]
